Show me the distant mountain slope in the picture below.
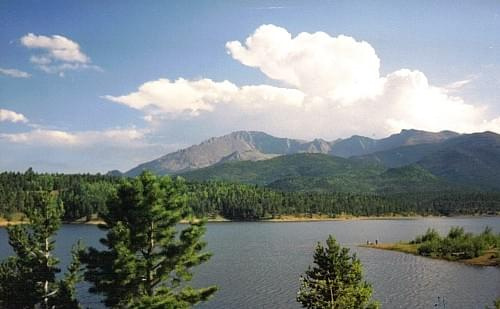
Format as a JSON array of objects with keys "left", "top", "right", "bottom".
[
  {"left": 266, "top": 164, "right": 453, "bottom": 193},
  {"left": 355, "top": 143, "right": 444, "bottom": 168},
  {"left": 375, "top": 164, "right": 454, "bottom": 193},
  {"left": 125, "top": 129, "right": 459, "bottom": 176},
  {"left": 180, "top": 153, "right": 456, "bottom": 193},
  {"left": 125, "top": 131, "right": 338, "bottom": 176},
  {"left": 180, "top": 153, "right": 384, "bottom": 186},
  {"left": 330, "top": 129, "right": 459, "bottom": 157},
  {"left": 418, "top": 132, "right": 500, "bottom": 190},
  {"left": 126, "top": 131, "right": 288, "bottom": 176},
  {"left": 355, "top": 131, "right": 500, "bottom": 190}
]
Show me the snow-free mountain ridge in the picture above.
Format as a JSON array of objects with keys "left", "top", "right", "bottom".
[{"left": 124, "top": 129, "right": 459, "bottom": 176}]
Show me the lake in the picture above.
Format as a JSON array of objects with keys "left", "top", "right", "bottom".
[{"left": 1, "top": 217, "right": 499, "bottom": 308}]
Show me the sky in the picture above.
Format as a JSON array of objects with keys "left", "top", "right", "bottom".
[{"left": 1, "top": 0, "right": 500, "bottom": 173}]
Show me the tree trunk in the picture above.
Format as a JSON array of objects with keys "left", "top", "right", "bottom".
[
  {"left": 44, "top": 236, "right": 49, "bottom": 309},
  {"left": 329, "top": 284, "right": 334, "bottom": 309},
  {"left": 146, "top": 221, "right": 155, "bottom": 296}
]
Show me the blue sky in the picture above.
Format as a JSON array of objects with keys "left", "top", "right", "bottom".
[{"left": 1, "top": 1, "right": 499, "bottom": 173}]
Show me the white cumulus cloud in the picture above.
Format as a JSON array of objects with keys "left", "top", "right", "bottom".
[
  {"left": 379, "top": 69, "right": 487, "bottom": 134},
  {"left": 0, "top": 68, "right": 31, "bottom": 78},
  {"left": 226, "top": 24, "right": 383, "bottom": 104},
  {"left": 0, "top": 109, "right": 28, "bottom": 123},
  {"left": 104, "top": 24, "right": 500, "bottom": 140},
  {"left": 20, "top": 33, "right": 100, "bottom": 75},
  {"left": 103, "top": 78, "right": 305, "bottom": 117}
]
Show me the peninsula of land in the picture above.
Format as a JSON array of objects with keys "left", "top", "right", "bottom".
[{"left": 361, "top": 227, "right": 500, "bottom": 267}]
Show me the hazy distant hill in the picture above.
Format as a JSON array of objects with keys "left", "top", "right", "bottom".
[
  {"left": 355, "top": 132, "right": 500, "bottom": 189},
  {"left": 330, "top": 129, "right": 458, "bottom": 157},
  {"left": 125, "top": 129, "right": 458, "bottom": 176},
  {"left": 181, "top": 153, "right": 383, "bottom": 186},
  {"left": 181, "top": 153, "right": 456, "bottom": 193},
  {"left": 418, "top": 132, "right": 500, "bottom": 190},
  {"left": 355, "top": 143, "right": 441, "bottom": 168},
  {"left": 266, "top": 164, "right": 453, "bottom": 193}
]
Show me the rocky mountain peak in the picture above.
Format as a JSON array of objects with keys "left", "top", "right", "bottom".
[{"left": 125, "top": 129, "right": 461, "bottom": 176}]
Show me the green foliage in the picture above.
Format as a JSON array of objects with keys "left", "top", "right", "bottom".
[
  {"left": 414, "top": 227, "right": 500, "bottom": 260},
  {"left": 1, "top": 169, "right": 500, "bottom": 222},
  {"left": 480, "top": 226, "right": 500, "bottom": 249},
  {"left": 50, "top": 241, "right": 84, "bottom": 308},
  {"left": 181, "top": 153, "right": 457, "bottom": 193},
  {"left": 182, "top": 153, "right": 382, "bottom": 186},
  {"left": 0, "top": 169, "right": 119, "bottom": 221},
  {"left": 80, "top": 172, "right": 217, "bottom": 308},
  {"left": 188, "top": 181, "right": 500, "bottom": 220},
  {"left": 297, "top": 235, "right": 378, "bottom": 309},
  {"left": 411, "top": 228, "right": 441, "bottom": 244},
  {"left": 0, "top": 191, "right": 81, "bottom": 308}
]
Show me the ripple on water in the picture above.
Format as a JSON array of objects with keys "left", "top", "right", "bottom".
[{"left": 1, "top": 218, "right": 499, "bottom": 308}]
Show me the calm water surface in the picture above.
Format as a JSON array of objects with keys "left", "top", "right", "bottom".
[{"left": 1, "top": 217, "right": 499, "bottom": 308}]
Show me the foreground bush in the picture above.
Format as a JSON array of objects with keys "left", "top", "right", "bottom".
[{"left": 414, "top": 227, "right": 500, "bottom": 260}]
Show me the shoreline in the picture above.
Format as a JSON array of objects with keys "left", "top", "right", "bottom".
[
  {"left": 361, "top": 243, "right": 500, "bottom": 267},
  {"left": 1, "top": 214, "right": 498, "bottom": 227},
  {"left": 262, "top": 214, "right": 431, "bottom": 222},
  {"left": 218, "top": 213, "right": 499, "bottom": 223}
]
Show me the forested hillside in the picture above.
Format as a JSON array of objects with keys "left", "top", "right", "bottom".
[
  {"left": 358, "top": 132, "right": 500, "bottom": 190},
  {"left": 181, "top": 153, "right": 384, "bottom": 188},
  {"left": 0, "top": 169, "right": 119, "bottom": 221},
  {"left": 1, "top": 170, "right": 499, "bottom": 221},
  {"left": 180, "top": 153, "right": 459, "bottom": 193}
]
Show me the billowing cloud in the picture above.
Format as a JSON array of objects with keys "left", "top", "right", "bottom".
[
  {"left": 0, "top": 109, "right": 28, "bottom": 123},
  {"left": 104, "top": 24, "right": 500, "bottom": 140},
  {"left": 378, "top": 69, "right": 487, "bottom": 133},
  {"left": 103, "top": 78, "right": 305, "bottom": 117},
  {"left": 20, "top": 33, "right": 99, "bottom": 75},
  {"left": 226, "top": 24, "right": 383, "bottom": 103},
  {"left": 0, "top": 67, "right": 31, "bottom": 78}
]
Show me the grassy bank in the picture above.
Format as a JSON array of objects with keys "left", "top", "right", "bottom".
[
  {"left": 0, "top": 212, "right": 27, "bottom": 227},
  {"left": 361, "top": 243, "right": 499, "bottom": 267},
  {"left": 361, "top": 227, "right": 500, "bottom": 267},
  {"left": 261, "top": 214, "right": 424, "bottom": 222},
  {"left": 0, "top": 216, "right": 231, "bottom": 226},
  {"left": 2, "top": 214, "right": 498, "bottom": 227}
]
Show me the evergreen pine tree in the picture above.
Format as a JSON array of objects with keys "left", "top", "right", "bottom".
[
  {"left": 80, "top": 172, "right": 217, "bottom": 308},
  {"left": 297, "top": 235, "right": 378, "bottom": 309},
  {"left": 0, "top": 191, "right": 81, "bottom": 309}
]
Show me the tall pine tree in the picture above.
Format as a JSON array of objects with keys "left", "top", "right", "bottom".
[
  {"left": 0, "top": 191, "right": 82, "bottom": 309},
  {"left": 297, "top": 235, "right": 378, "bottom": 309},
  {"left": 80, "top": 172, "right": 217, "bottom": 308}
]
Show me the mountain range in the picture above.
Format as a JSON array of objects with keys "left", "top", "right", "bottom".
[
  {"left": 125, "top": 129, "right": 457, "bottom": 175},
  {"left": 122, "top": 129, "right": 500, "bottom": 192}
]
